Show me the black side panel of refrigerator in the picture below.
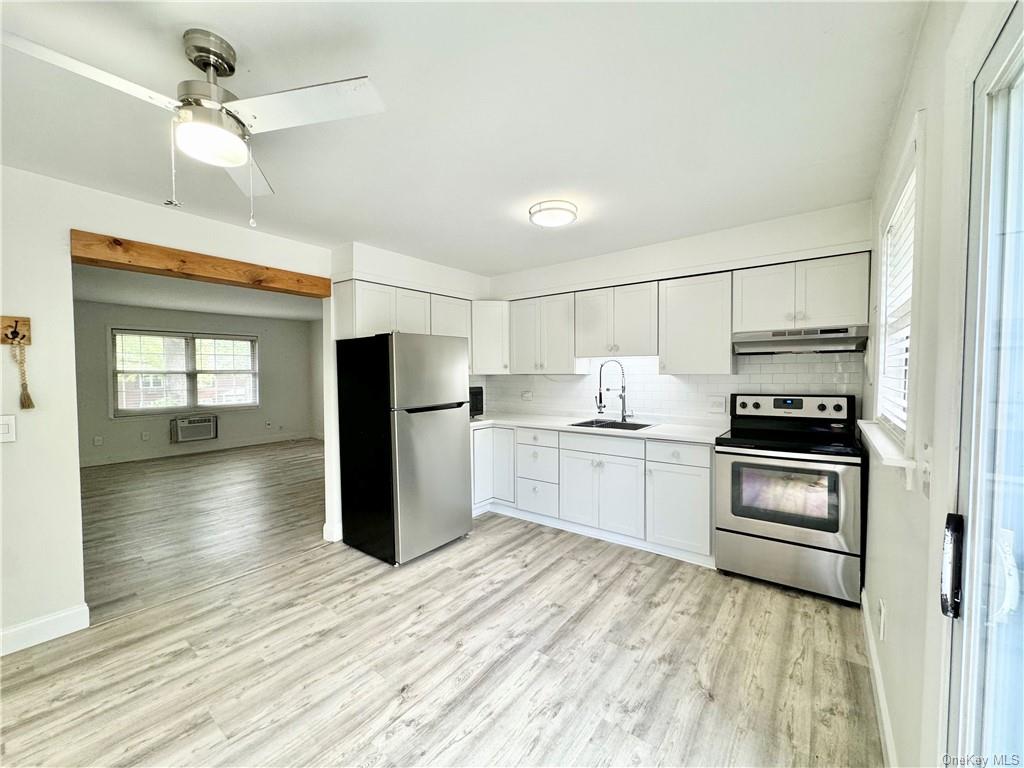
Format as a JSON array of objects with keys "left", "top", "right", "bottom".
[{"left": 337, "top": 335, "right": 396, "bottom": 564}]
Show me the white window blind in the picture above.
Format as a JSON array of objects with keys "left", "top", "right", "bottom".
[
  {"left": 878, "top": 170, "right": 916, "bottom": 440},
  {"left": 112, "top": 330, "right": 258, "bottom": 416}
]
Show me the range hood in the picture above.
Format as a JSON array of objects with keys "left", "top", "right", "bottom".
[{"left": 732, "top": 325, "right": 869, "bottom": 354}]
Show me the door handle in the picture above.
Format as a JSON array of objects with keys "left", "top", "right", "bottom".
[{"left": 940, "top": 513, "right": 965, "bottom": 619}]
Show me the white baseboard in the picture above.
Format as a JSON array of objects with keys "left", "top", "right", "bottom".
[
  {"left": 861, "top": 588, "right": 897, "bottom": 766},
  {"left": 1, "top": 603, "right": 90, "bottom": 656},
  {"left": 323, "top": 519, "right": 343, "bottom": 542},
  {"left": 475, "top": 501, "right": 715, "bottom": 569}
]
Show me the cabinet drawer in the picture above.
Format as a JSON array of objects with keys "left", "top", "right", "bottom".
[
  {"left": 516, "top": 445, "right": 559, "bottom": 483},
  {"left": 645, "top": 440, "right": 710, "bottom": 468},
  {"left": 516, "top": 478, "right": 558, "bottom": 517},
  {"left": 559, "top": 432, "right": 644, "bottom": 459},
  {"left": 516, "top": 428, "right": 558, "bottom": 447}
]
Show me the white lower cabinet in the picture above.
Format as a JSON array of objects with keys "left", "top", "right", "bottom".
[
  {"left": 645, "top": 461, "right": 711, "bottom": 555},
  {"left": 472, "top": 426, "right": 515, "bottom": 505},
  {"left": 516, "top": 478, "right": 558, "bottom": 517},
  {"left": 492, "top": 427, "right": 515, "bottom": 504},
  {"left": 472, "top": 428, "right": 494, "bottom": 504},
  {"left": 559, "top": 449, "right": 644, "bottom": 538}
]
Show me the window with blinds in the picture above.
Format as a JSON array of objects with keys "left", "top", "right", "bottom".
[
  {"left": 878, "top": 170, "right": 916, "bottom": 440},
  {"left": 112, "top": 330, "right": 259, "bottom": 416}
]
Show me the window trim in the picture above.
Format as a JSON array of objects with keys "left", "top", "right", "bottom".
[
  {"left": 108, "top": 327, "right": 260, "bottom": 418},
  {"left": 872, "top": 113, "right": 926, "bottom": 454}
]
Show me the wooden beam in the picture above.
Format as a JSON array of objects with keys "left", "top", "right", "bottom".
[{"left": 69, "top": 230, "right": 331, "bottom": 299}]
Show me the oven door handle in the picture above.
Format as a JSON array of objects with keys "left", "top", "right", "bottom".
[{"left": 714, "top": 445, "right": 862, "bottom": 465}]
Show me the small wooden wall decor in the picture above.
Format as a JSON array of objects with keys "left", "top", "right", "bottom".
[
  {"left": 1, "top": 316, "right": 31, "bottom": 346},
  {"left": 2, "top": 316, "right": 35, "bottom": 409}
]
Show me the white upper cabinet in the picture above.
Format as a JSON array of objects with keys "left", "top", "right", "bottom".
[
  {"left": 732, "top": 263, "right": 796, "bottom": 333},
  {"left": 794, "top": 252, "right": 870, "bottom": 328},
  {"left": 471, "top": 300, "right": 510, "bottom": 375},
  {"left": 430, "top": 294, "right": 471, "bottom": 365},
  {"left": 512, "top": 294, "right": 580, "bottom": 374},
  {"left": 732, "top": 253, "right": 870, "bottom": 333},
  {"left": 613, "top": 283, "right": 658, "bottom": 356},
  {"left": 510, "top": 298, "right": 540, "bottom": 373},
  {"left": 539, "top": 294, "right": 577, "bottom": 373},
  {"left": 430, "top": 295, "right": 471, "bottom": 338},
  {"left": 658, "top": 273, "right": 732, "bottom": 374},
  {"left": 574, "top": 284, "right": 657, "bottom": 357},
  {"left": 395, "top": 288, "right": 431, "bottom": 334},
  {"left": 574, "top": 288, "right": 615, "bottom": 357},
  {"left": 354, "top": 281, "right": 397, "bottom": 337}
]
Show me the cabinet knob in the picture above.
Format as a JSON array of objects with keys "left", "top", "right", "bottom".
[
  {"left": 647, "top": 468, "right": 653, "bottom": 476},
  {"left": 532, "top": 435, "right": 538, "bottom": 442},
  {"left": 672, "top": 450, "right": 680, "bottom": 458},
  {"left": 607, "top": 344, "right": 613, "bottom": 352},
  {"left": 591, "top": 459, "right": 598, "bottom": 467},
  {"left": 502, "top": 363, "right": 508, "bottom": 369},
  {"left": 539, "top": 363, "right": 545, "bottom": 370},
  {"left": 532, "top": 485, "right": 539, "bottom": 494},
  {"left": 613, "top": 344, "right": 620, "bottom": 352}
]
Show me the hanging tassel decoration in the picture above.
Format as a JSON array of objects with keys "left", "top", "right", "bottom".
[{"left": 10, "top": 344, "right": 35, "bottom": 409}]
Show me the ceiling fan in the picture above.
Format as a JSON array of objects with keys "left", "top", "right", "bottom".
[{"left": 1, "top": 27, "right": 384, "bottom": 219}]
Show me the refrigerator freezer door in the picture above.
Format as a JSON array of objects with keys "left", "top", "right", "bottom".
[
  {"left": 391, "top": 333, "right": 469, "bottom": 410},
  {"left": 393, "top": 403, "right": 472, "bottom": 563}
]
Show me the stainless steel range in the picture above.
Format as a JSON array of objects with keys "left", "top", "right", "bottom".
[{"left": 714, "top": 394, "right": 865, "bottom": 603}]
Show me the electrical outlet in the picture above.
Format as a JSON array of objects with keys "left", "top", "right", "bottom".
[
  {"left": 521, "top": 391, "right": 534, "bottom": 401},
  {"left": 708, "top": 395, "right": 726, "bottom": 414},
  {"left": 265, "top": 420, "right": 272, "bottom": 430},
  {"left": 878, "top": 598, "right": 886, "bottom": 642},
  {"left": 0, "top": 414, "right": 16, "bottom": 444},
  {"left": 93, "top": 435, "right": 104, "bottom": 447},
  {"left": 140, "top": 431, "right": 150, "bottom": 441}
]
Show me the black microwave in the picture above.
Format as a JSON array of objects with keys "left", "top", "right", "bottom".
[{"left": 469, "top": 386, "right": 484, "bottom": 418}]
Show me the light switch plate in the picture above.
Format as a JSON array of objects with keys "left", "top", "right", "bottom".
[
  {"left": 708, "top": 396, "right": 726, "bottom": 414},
  {"left": 521, "top": 391, "right": 534, "bottom": 401},
  {"left": 0, "top": 414, "right": 16, "bottom": 443},
  {"left": 93, "top": 435, "right": 103, "bottom": 446}
]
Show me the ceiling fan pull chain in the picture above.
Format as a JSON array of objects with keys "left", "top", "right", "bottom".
[
  {"left": 165, "top": 120, "right": 181, "bottom": 208},
  {"left": 248, "top": 142, "right": 256, "bottom": 227}
]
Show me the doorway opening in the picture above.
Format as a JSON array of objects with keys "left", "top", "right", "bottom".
[{"left": 71, "top": 262, "right": 329, "bottom": 624}]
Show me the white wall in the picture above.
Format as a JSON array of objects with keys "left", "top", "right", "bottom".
[
  {"left": 332, "top": 241, "right": 491, "bottom": 298},
  {"left": 491, "top": 201, "right": 872, "bottom": 298},
  {"left": 0, "top": 167, "right": 333, "bottom": 654},
  {"left": 479, "top": 353, "right": 864, "bottom": 421},
  {"left": 309, "top": 319, "right": 325, "bottom": 439},
  {"left": 73, "top": 301, "right": 316, "bottom": 466},
  {"left": 860, "top": 3, "right": 1017, "bottom": 766}
]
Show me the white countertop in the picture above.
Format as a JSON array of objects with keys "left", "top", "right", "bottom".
[{"left": 470, "top": 412, "right": 726, "bottom": 445}]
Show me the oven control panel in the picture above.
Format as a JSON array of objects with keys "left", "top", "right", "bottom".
[{"left": 732, "top": 394, "right": 853, "bottom": 419}]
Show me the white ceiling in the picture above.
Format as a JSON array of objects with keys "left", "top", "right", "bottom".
[
  {"left": 3, "top": 3, "right": 924, "bottom": 276},
  {"left": 72, "top": 265, "right": 323, "bottom": 320}
]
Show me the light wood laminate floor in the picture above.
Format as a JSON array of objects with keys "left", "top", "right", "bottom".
[
  {"left": 81, "top": 439, "right": 327, "bottom": 624},
  {"left": 2, "top": 512, "right": 881, "bottom": 767}
]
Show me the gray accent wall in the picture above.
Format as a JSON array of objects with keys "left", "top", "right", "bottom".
[{"left": 74, "top": 300, "right": 320, "bottom": 467}]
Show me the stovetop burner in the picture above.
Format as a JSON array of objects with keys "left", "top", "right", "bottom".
[{"left": 715, "top": 393, "right": 863, "bottom": 458}]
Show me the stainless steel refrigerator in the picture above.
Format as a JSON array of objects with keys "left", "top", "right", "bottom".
[{"left": 336, "top": 332, "right": 471, "bottom": 565}]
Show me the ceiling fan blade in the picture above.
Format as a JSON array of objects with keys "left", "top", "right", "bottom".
[
  {"left": 224, "top": 76, "right": 384, "bottom": 135},
  {"left": 2, "top": 31, "right": 179, "bottom": 112},
  {"left": 224, "top": 155, "right": 274, "bottom": 197}
]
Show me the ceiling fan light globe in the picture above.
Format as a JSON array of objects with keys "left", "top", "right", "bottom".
[
  {"left": 529, "top": 200, "right": 578, "bottom": 228},
  {"left": 174, "top": 107, "right": 248, "bottom": 168}
]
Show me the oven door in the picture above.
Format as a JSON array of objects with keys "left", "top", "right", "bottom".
[{"left": 715, "top": 447, "right": 861, "bottom": 555}]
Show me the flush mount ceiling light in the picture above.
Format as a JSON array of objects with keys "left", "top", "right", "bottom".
[{"left": 529, "top": 200, "right": 578, "bottom": 228}]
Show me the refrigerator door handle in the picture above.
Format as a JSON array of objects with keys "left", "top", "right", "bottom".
[{"left": 403, "top": 402, "right": 467, "bottom": 414}]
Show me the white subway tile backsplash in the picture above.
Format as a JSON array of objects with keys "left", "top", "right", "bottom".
[{"left": 476, "top": 353, "right": 864, "bottom": 419}]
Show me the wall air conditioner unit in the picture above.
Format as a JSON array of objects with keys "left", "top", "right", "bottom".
[{"left": 171, "top": 414, "right": 218, "bottom": 443}]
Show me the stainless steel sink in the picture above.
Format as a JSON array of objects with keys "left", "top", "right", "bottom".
[{"left": 569, "top": 419, "right": 652, "bottom": 431}]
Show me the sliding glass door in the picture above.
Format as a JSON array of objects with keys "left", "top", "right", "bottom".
[{"left": 950, "top": 3, "right": 1023, "bottom": 759}]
